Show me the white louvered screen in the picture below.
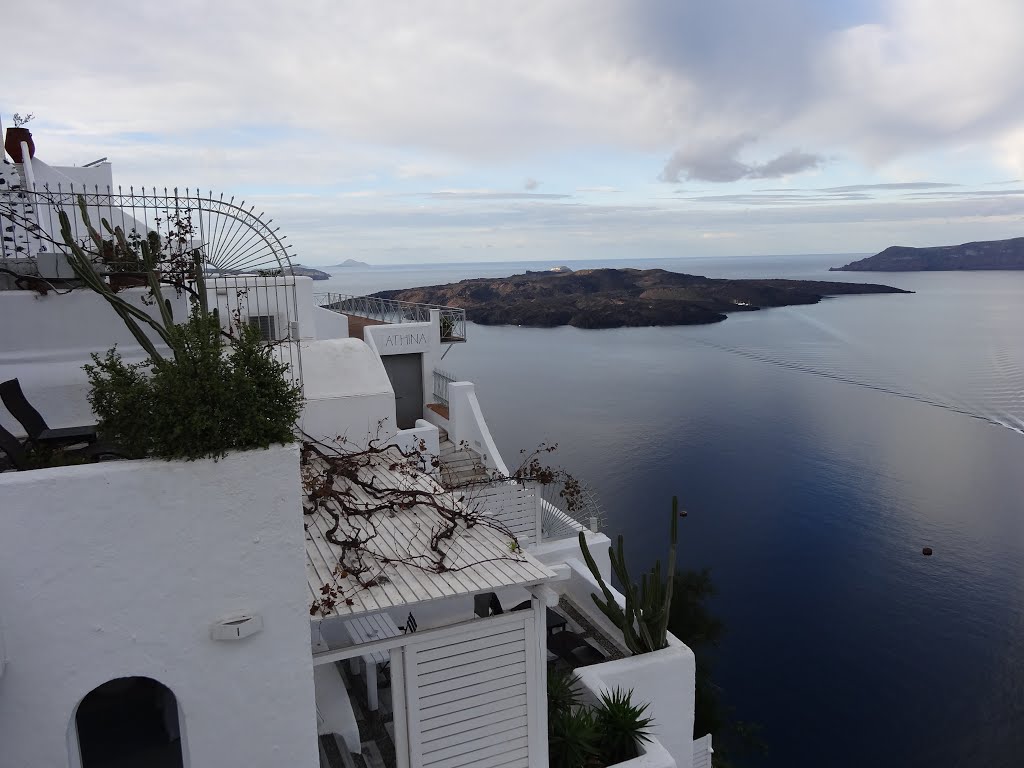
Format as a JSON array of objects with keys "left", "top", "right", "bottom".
[
  {"left": 476, "top": 484, "right": 540, "bottom": 547},
  {"left": 407, "top": 613, "right": 535, "bottom": 768}
]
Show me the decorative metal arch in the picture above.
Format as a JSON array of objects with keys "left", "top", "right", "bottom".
[{"left": 0, "top": 183, "right": 296, "bottom": 276}]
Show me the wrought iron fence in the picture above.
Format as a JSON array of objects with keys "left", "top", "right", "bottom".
[
  {"left": 433, "top": 368, "right": 457, "bottom": 408},
  {"left": 0, "top": 181, "right": 304, "bottom": 384},
  {"left": 0, "top": 182, "right": 295, "bottom": 276},
  {"left": 315, "top": 292, "right": 466, "bottom": 342}
]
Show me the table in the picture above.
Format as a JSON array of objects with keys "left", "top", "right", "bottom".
[
  {"left": 546, "top": 609, "right": 568, "bottom": 635},
  {"left": 344, "top": 613, "right": 401, "bottom": 711}
]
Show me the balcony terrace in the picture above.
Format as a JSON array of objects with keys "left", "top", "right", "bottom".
[{"left": 315, "top": 293, "right": 467, "bottom": 344}]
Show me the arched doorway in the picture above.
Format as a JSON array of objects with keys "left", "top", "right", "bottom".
[{"left": 75, "top": 677, "right": 184, "bottom": 768}]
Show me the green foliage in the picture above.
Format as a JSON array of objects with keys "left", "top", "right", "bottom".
[
  {"left": 548, "top": 674, "right": 655, "bottom": 768},
  {"left": 440, "top": 313, "right": 456, "bottom": 339},
  {"left": 84, "top": 305, "right": 302, "bottom": 461},
  {"left": 593, "top": 687, "right": 654, "bottom": 764},
  {"left": 548, "top": 705, "right": 599, "bottom": 768},
  {"left": 548, "top": 668, "right": 583, "bottom": 717},
  {"left": 579, "top": 496, "right": 679, "bottom": 654}
]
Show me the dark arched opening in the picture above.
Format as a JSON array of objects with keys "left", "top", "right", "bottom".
[{"left": 75, "top": 677, "right": 183, "bottom": 768}]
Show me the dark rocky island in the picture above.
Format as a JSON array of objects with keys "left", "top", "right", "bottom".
[
  {"left": 374, "top": 268, "right": 910, "bottom": 328},
  {"left": 288, "top": 264, "right": 331, "bottom": 280},
  {"left": 831, "top": 237, "right": 1024, "bottom": 271}
]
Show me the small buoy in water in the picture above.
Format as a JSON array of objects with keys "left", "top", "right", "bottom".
[{"left": 922, "top": 547, "right": 933, "bottom": 556}]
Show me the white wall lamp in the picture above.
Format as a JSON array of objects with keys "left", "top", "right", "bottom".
[{"left": 210, "top": 613, "right": 263, "bottom": 642}]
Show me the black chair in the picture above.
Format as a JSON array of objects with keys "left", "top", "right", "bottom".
[
  {"left": 402, "top": 612, "right": 418, "bottom": 634},
  {"left": 474, "top": 592, "right": 505, "bottom": 618},
  {"left": 0, "top": 421, "right": 29, "bottom": 471},
  {"left": 0, "top": 378, "right": 98, "bottom": 446},
  {"left": 1, "top": 419, "right": 126, "bottom": 472}
]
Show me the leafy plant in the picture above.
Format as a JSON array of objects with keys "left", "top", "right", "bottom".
[
  {"left": 57, "top": 194, "right": 302, "bottom": 461},
  {"left": 84, "top": 307, "right": 302, "bottom": 461},
  {"left": 592, "top": 687, "right": 654, "bottom": 763},
  {"left": 549, "top": 705, "right": 599, "bottom": 768},
  {"left": 548, "top": 668, "right": 583, "bottom": 717},
  {"left": 440, "top": 313, "right": 456, "bottom": 340},
  {"left": 579, "top": 496, "right": 679, "bottom": 654},
  {"left": 12, "top": 113, "right": 33, "bottom": 128}
]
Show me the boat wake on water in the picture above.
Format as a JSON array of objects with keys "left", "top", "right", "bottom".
[{"left": 688, "top": 337, "right": 1024, "bottom": 437}]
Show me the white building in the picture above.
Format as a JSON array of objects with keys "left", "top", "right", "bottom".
[{"left": 0, "top": 131, "right": 708, "bottom": 768}]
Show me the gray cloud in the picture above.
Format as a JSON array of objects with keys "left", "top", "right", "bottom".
[
  {"left": 660, "top": 137, "right": 823, "bottom": 183},
  {"left": 819, "top": 182, "right": 959, "bottom": 193},
  {"left": 423, "top": 190, "right": 570, "bottom": 201},
  {"left": 523, "top": 178, "right": 540, "bottom": 190}
]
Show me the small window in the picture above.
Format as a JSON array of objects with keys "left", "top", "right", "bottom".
[{"left": 248, "top": 315, "right": 277, "bottom": 341}]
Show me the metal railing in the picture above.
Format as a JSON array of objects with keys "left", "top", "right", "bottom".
[
  {"left": 433, "top": 368, "right": 456, "bottom": 408},
  {"left": 315, "top": 292, "right": 466, "bottom": 342},
  {"left": 0, "top": 182, "right": 295, "bottom": 276},
  {"left": 0, "top": 180, "right": 304, "bottom": 385}
]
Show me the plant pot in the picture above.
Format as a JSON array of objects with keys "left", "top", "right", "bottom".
[{"left": 4, "top": 127, "right": 35, "bottom": 163}]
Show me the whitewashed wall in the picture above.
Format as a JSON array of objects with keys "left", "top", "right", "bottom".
[
  {"left": 312, "top": 305, "right": 349, "bottom": 340},
  {"left": 298, "top": 338, "right": 398, "bottom": 448},
  {"left": 0, "top": 445, "right": 319, "bottom": 768},
  {"left": 362, "top": 309, "right": 443, "bottom": 419},
  {"left": 0, "top": 287, "right": 187, "bottom": 435},
  {"left": 543, "top": 555, "right": 697, "bottom": 768},
  {"left": 447, "top": 381, "right": 510, "bottom": 475},
  {"left": 206, "top": 275, "right": 315, "bottom": 341}
]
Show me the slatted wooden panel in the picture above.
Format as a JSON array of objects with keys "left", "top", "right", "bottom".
[
  {"left": 693, "top": 733, "right": 714, "bottom": 768},
  {"left": 408, "top": 615, "right": 533, "bottom": 768},
  {"left": 474, "top": 483, "right": 540, "bottom": 547}
]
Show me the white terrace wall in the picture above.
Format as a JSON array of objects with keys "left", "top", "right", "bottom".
[
  {"left": 362, "top": 309, "right": 443, "bottom": 421},
  {"left": 206, "top": 275, "right": 316, "bottom": 342},
  {"left": 0, "top": 444, "right": 319, "bottom": 768},
  {"left": 0, "top": 286, "right": 188, "bottom": 435},
  {"left": 547, "top": 554, "right": 697, "bottom": 768},
  {"left": 299, "top": 338, "right": 398, "bottom": 448}
]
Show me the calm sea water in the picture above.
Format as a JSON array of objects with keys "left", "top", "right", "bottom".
[{"left": 320, "top": 254, "right": 1024, "bottom": 768}]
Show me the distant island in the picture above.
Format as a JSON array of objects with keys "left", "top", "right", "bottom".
[
  {"left": 288, "top": 264, "right": 331, "bottom": 280},
  {"left": 330, "top": 259, "right": 371, "bottom": 268},
  {"left": 831, "top": 237, "right": 1024, "bottom": 271},
  {"left": 374, "top": 268, "right": 910, "bottom": 328}
]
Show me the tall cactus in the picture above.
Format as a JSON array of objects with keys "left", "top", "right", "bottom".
[
  {"left": 58, "top": 195, "right": 211, "bottom": 362},
  {"left": 579, "top": 496, "right": 679, "bottom": 654}
]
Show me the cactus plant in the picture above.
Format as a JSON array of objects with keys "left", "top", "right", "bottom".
[
  {"left": 578, "top": 495, "right": 679, "bottom": 654},
  {"left": 58, "top": 195, "right": 210, "bottom": 363}
]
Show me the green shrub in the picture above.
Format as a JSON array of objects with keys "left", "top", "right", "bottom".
[
  {"left": 85, "top": 306, "right": 302, "bottom": 461},
  {"left": 549, "top": 705, "right": 599, "bottom": 768},
  {"left": 592, "top": 687, "right": 654, "bottom": 764}
]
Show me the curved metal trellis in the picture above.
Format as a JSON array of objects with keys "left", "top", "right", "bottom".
[{"left": 0, "top": 183, "right": 296, "bottom": 276}]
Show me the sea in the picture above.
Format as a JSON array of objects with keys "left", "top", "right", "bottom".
[{"left": 318, "top": 254, "right": 1024, "bottom": 768}]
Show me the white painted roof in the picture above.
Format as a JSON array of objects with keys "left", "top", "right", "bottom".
[
  {"left": 305, "top": 451, "right": 555, "bottom": 619},
  {"left": 300, "top": 338, "right": 394, "bottom": 399}
]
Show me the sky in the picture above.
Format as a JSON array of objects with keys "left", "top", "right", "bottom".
[{"left": 7, "top": 0, "right": 1024, "bottom": 266}]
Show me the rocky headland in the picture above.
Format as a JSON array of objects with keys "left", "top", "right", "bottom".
[
  {"left": 374, "top": 268, "right": 910, "bottom": 328},
  {"left": 832, "top": 237, "right": 1024, "bottom": 271}
]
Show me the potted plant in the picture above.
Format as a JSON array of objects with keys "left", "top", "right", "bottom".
[{"left": 4, "top": 113, "right": 35, "bottom": 163}]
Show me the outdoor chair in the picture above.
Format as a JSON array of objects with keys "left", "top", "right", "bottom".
[
  {"left": 548, "top": 629, "right": 605, "bottom": 668},
  {"left": 0, "top": 420, "right": 126, "bottom": 472},
  {"left": 0, "top": 421, "right": 29, "bottom": 471},
  {"left": 0, "top": 378, "right": 98, "bottom": 447},
  {"left": 474, "top": 592, "right": 505, "bottom": 618}
]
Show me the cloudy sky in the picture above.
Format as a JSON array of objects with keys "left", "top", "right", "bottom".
[{"left": 8, "top": 0, "right": 1024, "bottom": 265}]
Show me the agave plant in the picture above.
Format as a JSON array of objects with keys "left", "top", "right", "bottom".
[
  {"left": 548, "top": 705, "right": 599, "bottom": 768},
  {"left": 593, "top": 687, "right": 655, "bottom": 763},
  {"left": 548, "top": 668, "right": 583, "bottom": 717}
]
